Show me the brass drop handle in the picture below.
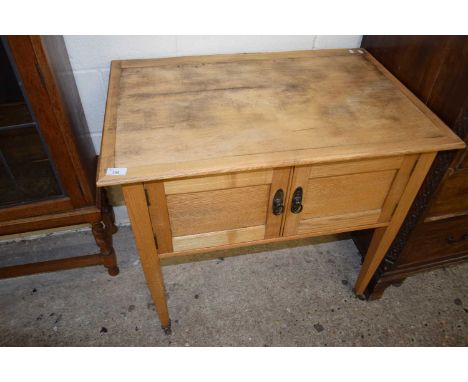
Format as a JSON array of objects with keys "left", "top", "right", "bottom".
[
  {"left": 291, "top": 186, "right": 303, "bottom": 214},
  {"left": 446, "top": 232, "right": 468, "bottom": 244},
  {"left": 272, "top": 189, "right": 284, "bottom": 215}
]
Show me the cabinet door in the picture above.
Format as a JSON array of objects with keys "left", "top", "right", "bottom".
[
  {"left": 283, "top": 156, "right": 416, "bottom": 237},
  {"left": 145, "top": 168, "right": 291, "bottom": 253},
  {"left": 0, "top": 39, "right": 64, "bottom": 210}
]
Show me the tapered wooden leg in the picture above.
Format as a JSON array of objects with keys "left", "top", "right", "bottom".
[
  {"left": 354, "top": 152, "right": 436, "bottom": 296},
  {"left": 122, "top": 183, "right": 171, "bottom": 332}
]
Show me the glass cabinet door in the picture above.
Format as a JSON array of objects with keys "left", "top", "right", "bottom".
[{"left": 0, "top": 38, "right": 63, "bottom": 208}]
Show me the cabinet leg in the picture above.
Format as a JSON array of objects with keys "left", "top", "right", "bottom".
[
  {"left": 92, "top": 221, "right": 119, "bottom": 276},
  {"left": 122, "top": 183, "right": 171, "bottom": 331},
  {"left": 354, "top": 226, "right": 387, "bottom": 295},
  {"left": 101, "top": 188, "right": 118, "bottom": 234},
  {"left": 354, "top": 152, "right": 436, "bottom": 295}
]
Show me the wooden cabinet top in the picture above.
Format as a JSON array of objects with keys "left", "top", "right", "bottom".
[{"left": 97, "top": 49, "right": 464, "bottom": 186}]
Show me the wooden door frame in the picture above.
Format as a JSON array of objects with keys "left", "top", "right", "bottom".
[{"left": 4, "top": 36, "right": 93, "bottom": 216}]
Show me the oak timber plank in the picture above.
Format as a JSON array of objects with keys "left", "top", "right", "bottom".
[
  {"left": 172, "top": 225, "right": 265, "bottom": 252},
  {"left": 308, "top": 156, "right": 403, "bottom": 178},
  {"left": 164, "top": 169, "right": 273, "bottom": 195},
  {"left": 297, "top": 209, "right": 383, "bottom": 235}
]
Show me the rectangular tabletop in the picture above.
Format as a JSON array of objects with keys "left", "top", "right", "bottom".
[{"left": 97, "top": 49, "right": 464, "bottom": 186}]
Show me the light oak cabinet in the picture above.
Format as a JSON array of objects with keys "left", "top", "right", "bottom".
[{"left": 97, "top": 49, "right": 464, "bottom": 331}]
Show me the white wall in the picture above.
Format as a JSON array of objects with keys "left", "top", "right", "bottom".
[{"left": 64, "top": 35, "right": 362, "bottom": 223}]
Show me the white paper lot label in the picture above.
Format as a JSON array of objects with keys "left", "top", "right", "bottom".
[{"left": 106, "top": 168, "right": 127, "bottom": 176}]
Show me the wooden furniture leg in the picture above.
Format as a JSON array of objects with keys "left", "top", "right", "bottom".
[
  {"left": 91, "top": 189, "right": 119, "bottom": 276},
  {"left": 91, "top": 221, "right": 119, "bottom": 276},
  {"left": 122, "top": 183, "right": 171, "bottom": 332},
  {"left": 102, "top": 188, "right": 118, "bottom": 235},
  {"left": 0, "top": 189, "right": 119, "bottom": 279},
  {"left": 354, "top": 152, "right": 437, "bottom": 296}
]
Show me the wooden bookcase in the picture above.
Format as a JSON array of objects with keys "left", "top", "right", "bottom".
[{"left": 0, "top": 36, "right": 118, "bottom": 278}]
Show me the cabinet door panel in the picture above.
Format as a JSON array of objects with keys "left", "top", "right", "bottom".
[
  {"left": 147, "top": 168, "right": 291, "bottom": 253},
  {"left": 167, "top": 184, "right": 270, "bottom": 236},
  {"left": 284, "top": 156, "right": 413, "bottom": 237},
  {"left": 302, "top": 170, "right": 396, "bottom": 218}
]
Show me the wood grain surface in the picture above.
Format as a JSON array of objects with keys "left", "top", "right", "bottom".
[{"left": 97, "top": 49, "right": 464, "bottom": 186}]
